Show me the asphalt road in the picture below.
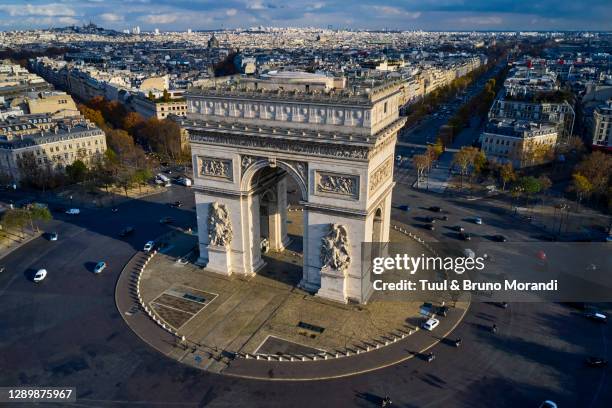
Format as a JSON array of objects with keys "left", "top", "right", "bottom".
[{"left": 1, "top": 185, "right": 611, "bottom": 407}]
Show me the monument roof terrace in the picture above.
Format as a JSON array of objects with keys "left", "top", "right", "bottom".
[{"left": 186, "top": 74, "right": 405, "bottom": 107}]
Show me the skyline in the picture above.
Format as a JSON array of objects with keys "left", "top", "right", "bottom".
[{"left": 0, "top": 1, "right": 610, "bottom": 32}]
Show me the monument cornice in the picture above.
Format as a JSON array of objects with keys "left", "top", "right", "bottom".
[{"left": 184, "top": 117, "right": 405, "bottom": 161}]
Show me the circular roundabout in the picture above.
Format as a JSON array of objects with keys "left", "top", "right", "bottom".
[{"left": 117, "top": 211, "right": 470, "bottom": 380}]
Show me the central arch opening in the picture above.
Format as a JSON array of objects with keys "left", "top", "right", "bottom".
[{"left": 248, "top": 164, "right": 305, "bottom": 286}]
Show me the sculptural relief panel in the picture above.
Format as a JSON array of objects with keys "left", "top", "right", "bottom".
[
  {"left": 198, "top": 156, "right": 233, "bottom": 181},
  {"left": 369, "top": 158, "right": 393, "bottom": 193},
  {"left": 315, "top": 171, "right": 359, "bottom": 199}
]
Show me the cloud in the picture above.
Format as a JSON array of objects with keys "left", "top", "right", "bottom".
[
  {"left": 458, "top": 16, "right": 503, "bottom": 25},
  {"left": 226, "top": 8, "right": 238, "bottom": 16},
  {"left": 370, "top": 5, "right": 421, "bottom": 19},
  {"left": 0, "top": 3, "right": 76, "bottom": 17},
  {"left": 246, "top": 1, "right": 266, "bottom": 10},
  {"left": 100, "top": 12, "right": 123, "bottom": 22},
  {"left": 140, "top": 13, "right": 178, "bottom": 24}
]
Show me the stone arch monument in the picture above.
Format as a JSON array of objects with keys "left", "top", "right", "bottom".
[{"left": 181, "top": 72, "right": 406, "bottom": 303}]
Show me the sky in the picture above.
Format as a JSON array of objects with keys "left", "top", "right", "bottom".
[{"left": 0, "top": 1, "right": 610, "bottom": 32}]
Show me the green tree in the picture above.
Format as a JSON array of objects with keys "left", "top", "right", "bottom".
[{"left": 66, "top": 160, "right": 87, "bottom": 184}]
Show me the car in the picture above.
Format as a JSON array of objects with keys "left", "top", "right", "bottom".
[
  {"left": 584, "top": 311, "right": 607, "bottom": 323},
  {"left": 425, "top": 352, "right": 436, "bottom": 362},
  {"left": 65, "top": 208, "right": 80, "bottom": 215},
  {"left": 429, "top": 206, "right": 442, "bottom": 213},
  {"left": 160, "top": 217, "right": 174, "bottom": 224},
  {"left": 436, "top": 306, "right": 449, "bottom": 317},
  {"left": 111, "top": 208, "right": 118, "bottom": 213},
  {"left": 93, "top": 261, "right": 107, "bottom": 274},
  {"left": 48, "top": 232, "right": 58, "bottom": 241},
  {"left": 119, "top": 226, "right": 135, "bottom": 237},
  {"left": 143, "top": 241, "right": 155, "bottom": 253},
  {"left": 169, "top": 201, "right": 183, "bottom": 208},
  {"left": 459, "top": 232, "right": 472, "bottom": 241},
  {"left": 424, "top": 216, "right": 436, "bottom": 223},
  {"left": 539, "top": 401, "right": 558, "bottom": 408},
  {"left": 585, "top": 357, "right": 608, "bottom": 367},
  {"left": 474, "top": 217, "right": 483, "bottom": 225},
  {"left": 492, "top": 234, "right": 507, "bottom": 242},
  {"left": 422, "top": 318, "right": 440, "bottom": 331},
  {"left": 439, "top": 215, "right": 449, "bottom": 221},
  {"left": 33, "top": 269, "right": 47, "bottom": 283},
  {"left": 426, "top": 223, "right": 435, "bottom": 231},
  {"left": 0, "top": 266, "right": 5, "bottom": 273},
  {"left": 452, "top": 225, "right": 465, "bottom": 232},
  {"left": 399, "top": 205, "right": 411, "bottom": 212}
]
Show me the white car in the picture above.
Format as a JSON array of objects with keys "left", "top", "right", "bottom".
[
  {"left": 33, "top": 269, "right": 47, "bottom": 283},
  {"left": 93, "top": 261, "right": 106, "bottom": 274},
  {"left": 49, "top": 232, "right": 58, "bottom": 241},
  {"left": 143, "top": 241, "right": 155, "bottom": 253},
  {"left": 66, "top": 208, "right": 80, "bottom": 215},
  {"left": 474, "top": 217, "right": 483, "bottom": 225},
  {"left": 422, "top": 318, "right": 440, "bottom": 331}
]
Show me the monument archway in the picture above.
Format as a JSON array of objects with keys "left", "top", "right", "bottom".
[{"left": 182, "top": 74, "right": 406, "bottom": 304}]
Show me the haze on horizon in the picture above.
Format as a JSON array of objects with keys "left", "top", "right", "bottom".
[{"left": 0, "top": 0, "right": 610, "bottom": 32}]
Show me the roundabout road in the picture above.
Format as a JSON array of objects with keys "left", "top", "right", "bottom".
[{"left": 0, "top": 186, "right": 610, "bottom": 407}]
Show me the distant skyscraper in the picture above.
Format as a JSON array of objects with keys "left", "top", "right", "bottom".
[
  {"left": 187, "top": 28, "right": 192, "bottom": 34},
  {"left": 154, "top": 28, "right": 160, "bottom": 35}
]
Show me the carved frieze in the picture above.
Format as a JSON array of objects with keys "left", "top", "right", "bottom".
[
  {"left": 316, "top": 171, "right": 359, "bottom": 199},
  {"left": 198, "top": 156, "right": 233, "bottom": 181},
  {"left": 320, "top": 223, "right": 351, "bottom": 273},
  {"left": 208, "top": 202, "right": 233, "bottom": 247},
  {"left": 281, "top": 159, "right": 308, "bottom": 184},
  {"left": 369, "top": 158, "right": 393, "bottom": 193},
  {"left": 241, "top": 155, "right": 265, "bottom": 174},
  {"left": 190, "top": 131, "right": 370, "bottom": 160}
]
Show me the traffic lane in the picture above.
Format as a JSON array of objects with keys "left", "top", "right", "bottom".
[{"left": 391, "top": 186, "right": 539, "bottom": 243}]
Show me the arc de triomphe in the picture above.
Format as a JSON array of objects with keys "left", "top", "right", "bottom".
[{"left": 181, "top": 72, "right": 406, "bottom": 304}]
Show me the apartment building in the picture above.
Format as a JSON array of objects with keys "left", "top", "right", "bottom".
[
  {"left": 482, "top": 119, "right": 557, "bottom": 168},
  {"left": 588, "top": 100, "right": 612, "bottom": 150},
  {"left": 0, "top": 120, "right": 107, "bottom": 184}
]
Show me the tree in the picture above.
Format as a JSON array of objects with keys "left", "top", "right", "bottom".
[
  {"left": 132, "top": 168, "right": 152, "bottom": 193},
  {"left": 537, "top": 175, "right": 552, "bottom": 195},
  {"left": 499, "top": 162, "right": 516, "bottom": 191},
  {"left": 66, "top": 160, "right": 88, "bottom": 184},
  {"left": 515, "top": 176, "right": 542, "bottom": 206},
  {"left": 148, "top": 90, "right": 155, "bottom": 101},
  {"left": 571, "top": 173, "right": 593, "bottom": 209},
  {"left": 136, "top": 118, "right": 184, "bottom": 160},
  {"left": 413, "top": 154, "right": 431, "bottom": 189},
  {"left": 452, "top": 146, "right": 482, "bottom": 188},
  {"left": 162, "top": 89, "right": 171, "bottom": 102},
  {"left": 576, "top": 151, "right": 611, "bottom": 196},
  {"left": 122, "top": 111, "right": 144, "bottom": 135}
]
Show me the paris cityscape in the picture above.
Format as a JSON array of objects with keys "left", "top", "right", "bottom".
[{"left": 0, "top": 1, "right": 611, "bottom": 407}]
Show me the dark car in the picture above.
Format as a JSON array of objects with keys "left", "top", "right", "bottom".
[
  {"left": 119, "top": 226, "right": 135, "bottom": 237},
  {"left": 51, "top": 206, "right": 66, "bottom": 213},
  {"left": 429, "top": 206, "right": 442, "bottom": 212},
  {"left": 169, "top": 201, "right": 183, "bottom": 208},
  {"left": 439, "top": 215, "right": 449, "bottom": 221},
  {"left": 452, "top": 225, "right": 465, "bottom": 232},
  {"left": 426, "top": 223, "right": 435, "bottom": 231},
  {"left": 492, "top": 235, "right": 507, "bottom": 242},
  {"left": 459, "top": 232, "right": 471, "bottom": 241},
  {"left": 424, "top": 216, "right": 436, "bottom": 223},
  {"left": 160, "top": 217, "right": 174, "bottom": 224},
  {"left": 585, "top": 357, "right": 608, "bottom": 367},
  {"left": 436, "top": 306, "right": 449, "bottom": 317}
]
